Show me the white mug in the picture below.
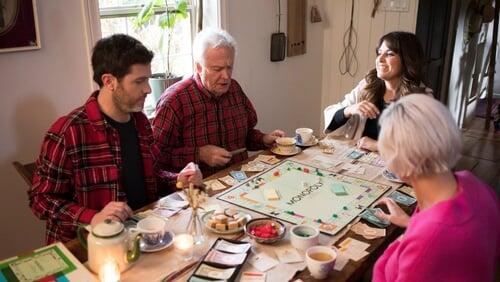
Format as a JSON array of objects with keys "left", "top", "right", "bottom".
[
  {"left": 295, "top": 128, "right": 313, "bottom": 144},
  {"left": 290, "top": 225, "right": 320, "bottom": 251},
  {"left": 305, "top": 246, "right": 337, "bottom": 279},
  {"left": 130, "top": 216, "right": 166, "bottom": 246},
  {"left": 275, "top": 137, "right": 296, "bottom": 154}
]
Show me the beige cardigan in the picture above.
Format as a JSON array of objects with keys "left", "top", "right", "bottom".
[{"left": 323, "top": 79, "right": 433, "bottom": 140}]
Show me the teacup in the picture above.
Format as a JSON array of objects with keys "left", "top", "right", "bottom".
[
  {"left": 290, "top": 225, "right": 320, "bottom": 251},
  {"left": 305, "top": 246, "right": 337, "bottom": 279},
  {"left": 275, "top": 137, "right": 296, "bottom": 154},
  {"left": 295, "top": 128, "right": 314, "bottom": 144},
  {"left": 130, "top": 216, "right": 166, "bottom": 246}
]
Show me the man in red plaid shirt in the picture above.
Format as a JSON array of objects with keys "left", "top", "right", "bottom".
[
  {"left": 29, "top": 34, "right": 202, "bottom": 244},
  {"left": 153, "top": 28, "right": 285, "bottom": 176}
]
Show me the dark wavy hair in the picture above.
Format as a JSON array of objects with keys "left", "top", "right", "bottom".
[
  {"left": 361, "top": 31, "right": 427, "bottom": 103},
  {"left": 92, "top": 34, "right": 154, "bottom": 87}
]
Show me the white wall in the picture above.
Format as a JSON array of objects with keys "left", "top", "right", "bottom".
[
  {"left": 320, "top": 0, "right": 419, "bottom": 129},
  {"left": 0, "top": 1, "right": 94, "bottom": 258},
  {"left": 222, "top": 0, "right": 325, "bottom": 135}
]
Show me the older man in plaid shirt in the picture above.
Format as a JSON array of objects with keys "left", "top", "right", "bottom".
[
  {"left": 29, "top": 34, "right": 202, "bottom": 244},
  {"left": 153, "top": 28, "right": 285, "bottom": 177}
]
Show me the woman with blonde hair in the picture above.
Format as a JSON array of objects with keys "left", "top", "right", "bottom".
[
  {"left": 373, "top": 94, "right": 500, "bottom": 281},
  {"left": 324, "top": 31, "right": 432, "bottom": 151}
]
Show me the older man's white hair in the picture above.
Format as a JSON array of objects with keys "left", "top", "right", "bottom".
[
  {"left": 192, "top": 28, "right": 237, "bottom": 65},
  {"left": 378, "top": 94, "right": 462, "bottom": 179}
]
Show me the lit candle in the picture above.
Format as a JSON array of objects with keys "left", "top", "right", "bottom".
[
  {"left": 173, "top": 233, "right": 194, "bottom": 260},
  {"left": 99, "top": 259, "right": 120, "bottom": 282}
]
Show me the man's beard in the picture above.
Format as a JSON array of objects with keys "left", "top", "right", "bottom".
[{"left": 112, "top": 87, "right": 144, "bottom": 114}]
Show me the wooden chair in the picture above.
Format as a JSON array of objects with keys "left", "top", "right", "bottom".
[{"left": 12, "top": 161, "right": 36, "bottom": 187}]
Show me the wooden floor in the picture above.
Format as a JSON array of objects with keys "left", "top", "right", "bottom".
[{"left": 455, "top": 117, "right": 500, "bottom": 194}]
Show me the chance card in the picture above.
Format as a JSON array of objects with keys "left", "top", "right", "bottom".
[
  {"left": 204, "top": 249, "right": 247, "bottom": 265},
  {"left": 398, "top": 185, "right": 417, "bottom": 198},
  {"left": 219, "top": 175, "right": 238, "bottom": 186},
  {"left": 229, "top": 171, "right": 248, "bottom": 182},
  {"left": 194, "top": 263, "right": 235, "bottom": 280},
  {"left": 240, "top": 271, "right": 266, "bottom": 282},
  {"left": 347, "top": 150, "right": 364, "bottom": 159},
  {"left": 214, "top": 240, "right": 251, "bottom": 254},
  {"left": 274, "top": 246, "right": 303, "bottom": 263},
  {"left": 255, "top": 154, "right": 280, "bottom": 165},
  {"left": 248, "top": 252, "right": 279, "bottom": 272}
]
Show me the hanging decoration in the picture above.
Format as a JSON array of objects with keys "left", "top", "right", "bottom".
[
  {"left": 339, "top": 0, "right": 359, "bottom": 77},
  {"left": 310, "top": 1, "right": 322, "bottom": 23},
  {"left": 464, "top": 0, "right": 495, "bottom": 45}
]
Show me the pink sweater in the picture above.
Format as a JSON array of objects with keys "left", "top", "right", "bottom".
[{"left": 373, "top": 171, "right": 500, "bottom": 282}]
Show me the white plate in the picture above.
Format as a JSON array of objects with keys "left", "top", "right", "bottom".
[
  {"left": 140, "top": 230, "right": 174, "bottom": 253},
  {"left": 202, "top": 210, "right": 252, "bottom": 235},
  {"left": 270, "top": 146, "right": 302, "bottom": 156},
  {"left": 382, "top": 168, "right": 404, "bottom": 183},
  {"left": 295, "top": 137, "right": 319, "bottom": 147}
]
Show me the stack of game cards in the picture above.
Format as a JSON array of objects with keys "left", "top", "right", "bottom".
[
  {"left": 359, "top": 208, "right": 390, "bottom": 228},
  {"left": 188, "top": 239, "right": 252, "bottom": 282}
]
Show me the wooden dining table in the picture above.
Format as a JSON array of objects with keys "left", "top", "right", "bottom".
[{"left": 65, "top": 138, "right": 412, "bottom": 281}]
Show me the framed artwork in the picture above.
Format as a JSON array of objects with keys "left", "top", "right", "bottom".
[{"left": 0, "top": 0, "right": 41, "bottom": 53}]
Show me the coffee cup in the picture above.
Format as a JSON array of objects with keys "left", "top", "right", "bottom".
[
  {"left": 295, "top": 128, "right": 313, "bottom": 144},
  {"left": 290, "top": 225, "right": 320, "bottom": 251},
  {"left": 305, "top": 246, "right": 337, "bottom": 279},
  {"left": 130, "top": 216, "right": 166, "bottom": 246},
  {"left": 275, "top": 137, "right": 296, "bottom": 154}
]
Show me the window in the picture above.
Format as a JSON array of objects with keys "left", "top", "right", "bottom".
[{"left": 98, "top": 0, "right": 195, "bottom": 76}]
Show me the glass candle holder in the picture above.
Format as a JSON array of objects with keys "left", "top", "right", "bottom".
[
  {"left": 173, "top": 233, "right": 194, "bottom": 261},
  {"left": 99, "top": 258, "right": 120, "bottom": 282}
]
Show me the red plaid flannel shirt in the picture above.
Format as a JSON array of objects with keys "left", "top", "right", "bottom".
[
  {"left": 29, "top": 92, "right": 176, "bottom": 244},
  {"left": 152, "top": 74, "right": 266, "bottom": 176}
]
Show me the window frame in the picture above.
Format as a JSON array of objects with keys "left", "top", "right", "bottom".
[{"left": 97, "top": 1, "right": 198, "bottom": 75}]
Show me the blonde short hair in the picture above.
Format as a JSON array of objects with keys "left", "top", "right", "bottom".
[
  {"left": 192, "top": 28, "right": 237, "bottom": 65},
  {"left": 378, "top": 94, "right": 462, "bottom": 178}
]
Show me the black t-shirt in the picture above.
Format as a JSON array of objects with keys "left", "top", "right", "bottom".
[
  {"left": 362, "top": 98, "right": 387, "bottom": 140},
  {"left": 105, "top": 115, "right": 148, "bottom": 210},
  {"left": 327, "top": 99, "right": 387, "bottom": 140}
]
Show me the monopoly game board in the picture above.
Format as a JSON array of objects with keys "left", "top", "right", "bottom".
[{"left": 217, "top": 160, "right": 390, "bottom": 235}]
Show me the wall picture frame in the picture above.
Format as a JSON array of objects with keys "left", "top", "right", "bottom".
[{"left": 0, "top": 0, "right": 41, "bottom": 53}]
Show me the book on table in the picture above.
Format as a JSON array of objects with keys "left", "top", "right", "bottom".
[{"left": 0, "top": 242, "right": 96, "bottom": 281}]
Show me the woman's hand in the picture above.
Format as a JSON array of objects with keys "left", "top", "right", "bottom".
[
  {"left": 344, "top": 101, "right": 380, "bottom": 119},
  {"left": 357, "top": 136, "right": 378, "bottom": 152},
  {"left": 374, "top": 197, "right": 410, "bottom": 228}
]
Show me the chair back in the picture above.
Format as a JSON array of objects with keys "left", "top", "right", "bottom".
[{"left": 12, "top": 161, "right": 36, "bottom": 187}]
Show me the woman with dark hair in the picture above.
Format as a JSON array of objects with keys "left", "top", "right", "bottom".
[{"left": 323, "top": 31, "right": 432, "bottom": 152}]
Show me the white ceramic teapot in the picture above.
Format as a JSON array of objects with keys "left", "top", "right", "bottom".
[{"left": 77, "top": 219, "right": 141, "bottom": 274}]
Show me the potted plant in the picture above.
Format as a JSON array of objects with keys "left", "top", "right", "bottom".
[{"left": 134, "top": 0, "right": 188, "bottom": 104}]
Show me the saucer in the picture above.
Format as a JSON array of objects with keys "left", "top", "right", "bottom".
[
  {"left": 382, "top": 168, "right": 404, "bottom": 183},
  {"left": 295, "top": 137, "right": 319, "bottom": 147},
  {"left": 140, "top": 230, "right": 174, "bottom": 253},
  {"left": 270, "top": 146, "right": 302, "bottom": 156}
]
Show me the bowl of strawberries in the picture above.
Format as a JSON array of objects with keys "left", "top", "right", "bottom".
[{"left": 245, "top": 218, "right": 286, "bottom": 244}]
